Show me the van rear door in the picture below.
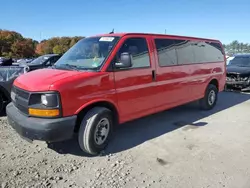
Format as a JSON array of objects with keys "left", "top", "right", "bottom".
[{"left": 112, "top": 35, "right": 157, "bottom": 122}]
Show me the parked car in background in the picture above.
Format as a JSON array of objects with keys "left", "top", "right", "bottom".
[
  {"left": 227, "top": 56, "right": 235, "bottom": 65},
  {"left": 226, "top": 54, "right": 250, "bottom": 91},
  {"left": 6, "top": 33, "right": 226, "bottom": 155},
  {"left": 19, "top": 54, "right": 62, "bottom": 71},
  {"left": 0, "top": 54, "right": 60, "bottom": 113},
  {"left": 0, "top": 58, "right": 14, "bottom": 66},
  {"left": 0, "top": 58, "right": 35, "bottom": 66},
  {"left": 0, "top": 65, "right": 29, "bottom": 113}
]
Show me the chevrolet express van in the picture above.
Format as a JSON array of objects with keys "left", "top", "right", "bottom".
[{"left": 6, "top": 33, "right": 226, "bottom": 155}]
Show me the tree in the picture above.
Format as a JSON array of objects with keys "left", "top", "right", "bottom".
[
  {"left": 53, "top": 45, "right": 64, "bottom": 54},
  {"left": 35, "top": 42, "right": 46, "bottom": 55},
  {"left": 70, "top": 36, "right": 84, "bottom": 47},
  {"left": 0, "top": 29, "right": 86, "bottom": 57},
  {"left": 11, "top": 39, "right": 35, "bottom": 58},
  {"left": 0, "top": 29, "right": 37, "bottom": 58},
  {"left": 224, "top": 40, "right": 250, "bottom": 55},
  {"left": 231, "top": 40, "right": 239, "bottom": 53}
]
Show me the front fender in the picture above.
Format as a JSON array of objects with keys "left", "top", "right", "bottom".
[{"left": 74, "top": 98, "right": 120, "bottom": 119}]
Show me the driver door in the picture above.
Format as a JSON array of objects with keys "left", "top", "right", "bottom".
[{"left": 112, "top": 36, "right": 157, "bottom": 123}]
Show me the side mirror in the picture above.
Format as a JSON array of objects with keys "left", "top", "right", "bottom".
[{"left": 115, "top": 52, "right": 132, "bottom": 69}]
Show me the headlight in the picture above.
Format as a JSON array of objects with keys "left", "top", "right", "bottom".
[
  {"left": 40, "top": 93, "right": 59, "bottom": 107},
  {"left": 28, "top": 92, "right": 61, "bottom": 118},
  {"left": 243, "top": 77, "right": 250, "bottom": 81},
  {"left": 41, "top": 95, "right": 48, "bottom": 106}
]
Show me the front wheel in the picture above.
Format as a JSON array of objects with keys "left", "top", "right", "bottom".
[
  {"left": 78, "top": 107, "right": 113, "bottom": 155},
  {"left": 199, "top": 84, "right": 218, "bottom": 110}
]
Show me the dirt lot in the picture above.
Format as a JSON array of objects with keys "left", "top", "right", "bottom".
[{"left": 1, "top": 91, "right": 250, "bottom": 188}]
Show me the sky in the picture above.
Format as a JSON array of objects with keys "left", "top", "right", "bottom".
[{"left": 1, "top": 0, "right": 250, "bottom": 44}]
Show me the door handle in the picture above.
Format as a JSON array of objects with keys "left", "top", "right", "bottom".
[{"left": 152, "top": 70, "right": 156, "bottom": 81}]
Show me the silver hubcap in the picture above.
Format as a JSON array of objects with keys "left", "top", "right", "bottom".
[
  {"left": 94, "top": 118, "right": 110, "bottom": 145},
  {"left": 208, "top": 90, "right": 216, "bottom": 106}
]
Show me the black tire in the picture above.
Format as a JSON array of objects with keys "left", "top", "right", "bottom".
[
  {"left": 199, "top": 84, "right": 218, "bottom": 110},
  {"left": 78, "top": 107, "right": 113, "bottom": 155}
]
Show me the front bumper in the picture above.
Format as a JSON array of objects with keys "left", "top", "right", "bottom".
[
  {"left": 6, "top": 102, "right": 77, "bottom": 142},
  {"left": 225, "top": 80, "right": 250, "bottom": 90}
]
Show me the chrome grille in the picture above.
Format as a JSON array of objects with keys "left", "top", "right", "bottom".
[{"left": 11, "top": 86, "right": 30, "bottom": 115}]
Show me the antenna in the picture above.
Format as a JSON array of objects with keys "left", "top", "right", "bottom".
[{"left": 109, "top": 29, "right": 114, "bottom": 34}]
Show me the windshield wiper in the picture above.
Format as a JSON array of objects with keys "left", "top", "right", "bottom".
[
  {"left": 236, "top": 65, "right": 250, "bottom": 67},
  {"left": 54, "top": 64, "right": 98, "bottom": 72},
  {"left": 56, "top": 64, "right": 80, "bottom": 71}
]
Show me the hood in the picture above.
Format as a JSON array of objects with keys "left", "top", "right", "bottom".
[
  {"left": 14, "top": 69, "right": 84, "bottom": 91},
  {"left": 226, "top": 65, "right": 250, "bottom": 75}
]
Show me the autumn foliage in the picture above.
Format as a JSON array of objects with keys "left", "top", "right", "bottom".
[
  {"left": 35, "top": 36, "right": 83, "bottom": 55},
  {"left": 0, "top": 29, "right": 84, "bottom": 58}
]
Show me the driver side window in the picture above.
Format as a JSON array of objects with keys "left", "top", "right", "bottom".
[
  {"left": 45, "top": 56, "right": 59, "bottom": 66},
  {"left": 45, "top": 60, "right": 51, "bottom": 66},
  {"left": 116, "top": 37, "right": 150, "bottom": 68}
]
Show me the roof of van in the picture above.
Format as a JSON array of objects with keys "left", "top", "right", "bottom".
[{"left": 92, "top": 32, "right": 221, "bottom": 42}]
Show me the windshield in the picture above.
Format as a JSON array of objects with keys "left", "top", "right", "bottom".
[
  {"left": 54, "top": 36, "right": 120, "bottom": 71},
  {"left": 228, "top": 56, "right": 250, "bottom": 67},
  {"left": 30, "top": 55, "right": 50, "bottom": 65}
]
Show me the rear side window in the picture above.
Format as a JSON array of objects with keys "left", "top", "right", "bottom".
[
  {"left": 154, "top": 39, "right": 177, "bottom": 66},
  {"left": 117, "top": 37, "right": 150, "bottom": 68},
  {"left": 174, "top": 40, "right": 195, "bottom": 65},
  {"left": 154, "top": 38, "right": 224, "bottom": 66},
  {"left": 192, "top": 41, "right": 224, "bottom": 63},
  {"left": 205, "top": 42, "right": 224, "bottom": 62}
]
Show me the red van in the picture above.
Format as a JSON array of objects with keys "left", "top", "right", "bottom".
[{"left": 6, "top": 33, "right": 226, "bottom": 155}]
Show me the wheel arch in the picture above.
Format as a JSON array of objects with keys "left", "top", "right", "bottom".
[
  {"left": 209, "top": 78, "right": 219, "bottom": 89},
  {"left": 201, "top": 78, "right": 219, "bottom": 98},
  {"left": 74, "top": 100, "right": 120, "bottom": 133}
]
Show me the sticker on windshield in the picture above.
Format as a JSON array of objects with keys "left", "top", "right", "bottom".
[{"left": 99, "top": 37, "right": 114, "bottom": 42}]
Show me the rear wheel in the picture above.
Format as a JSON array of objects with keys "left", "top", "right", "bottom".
[
  {"left": 78, "top": 107, "right": 113, "bottom": 155},
  {"left": 199, "top": 84, "right": 218, "bottom": 110}
]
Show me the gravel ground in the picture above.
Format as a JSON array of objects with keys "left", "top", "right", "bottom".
[{"left": 1, "top": 91, "right": 250, "bottom": 188}]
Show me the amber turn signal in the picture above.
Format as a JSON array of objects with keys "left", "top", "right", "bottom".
[{"left": 28, "top": 108, "right": 60, "bottom": 117}]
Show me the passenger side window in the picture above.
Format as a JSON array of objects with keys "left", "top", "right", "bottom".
[
  {"left": 174, "top": 40, "right": 195, "bottom": 65},
  {"left": 45, "top": 60, "right": 51, "bottom": 66},
  {"left": 53, "top": 56, "right": 61, "bottom": 64},
  {"left": 45, "top": 56, "right": 59, "bottom": 66},
  {"left": 116, "top": 37, "right": 150, "bottom": 68},
  {"left": 154, "top": 39, "right": 177, "bottom": 66},
  {"left": 192, "top": 41, "right": 206, "bottom": 63},
  {"left": 45, "top": 57, "right": 54, "bottom": 66}
]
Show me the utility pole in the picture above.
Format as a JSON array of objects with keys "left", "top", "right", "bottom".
[
  {"left": 164, "top": 29, "right": 166, "bottom": 34},
  {"left": 40, "top": 32, "right": 43, "bottom": 42}
]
